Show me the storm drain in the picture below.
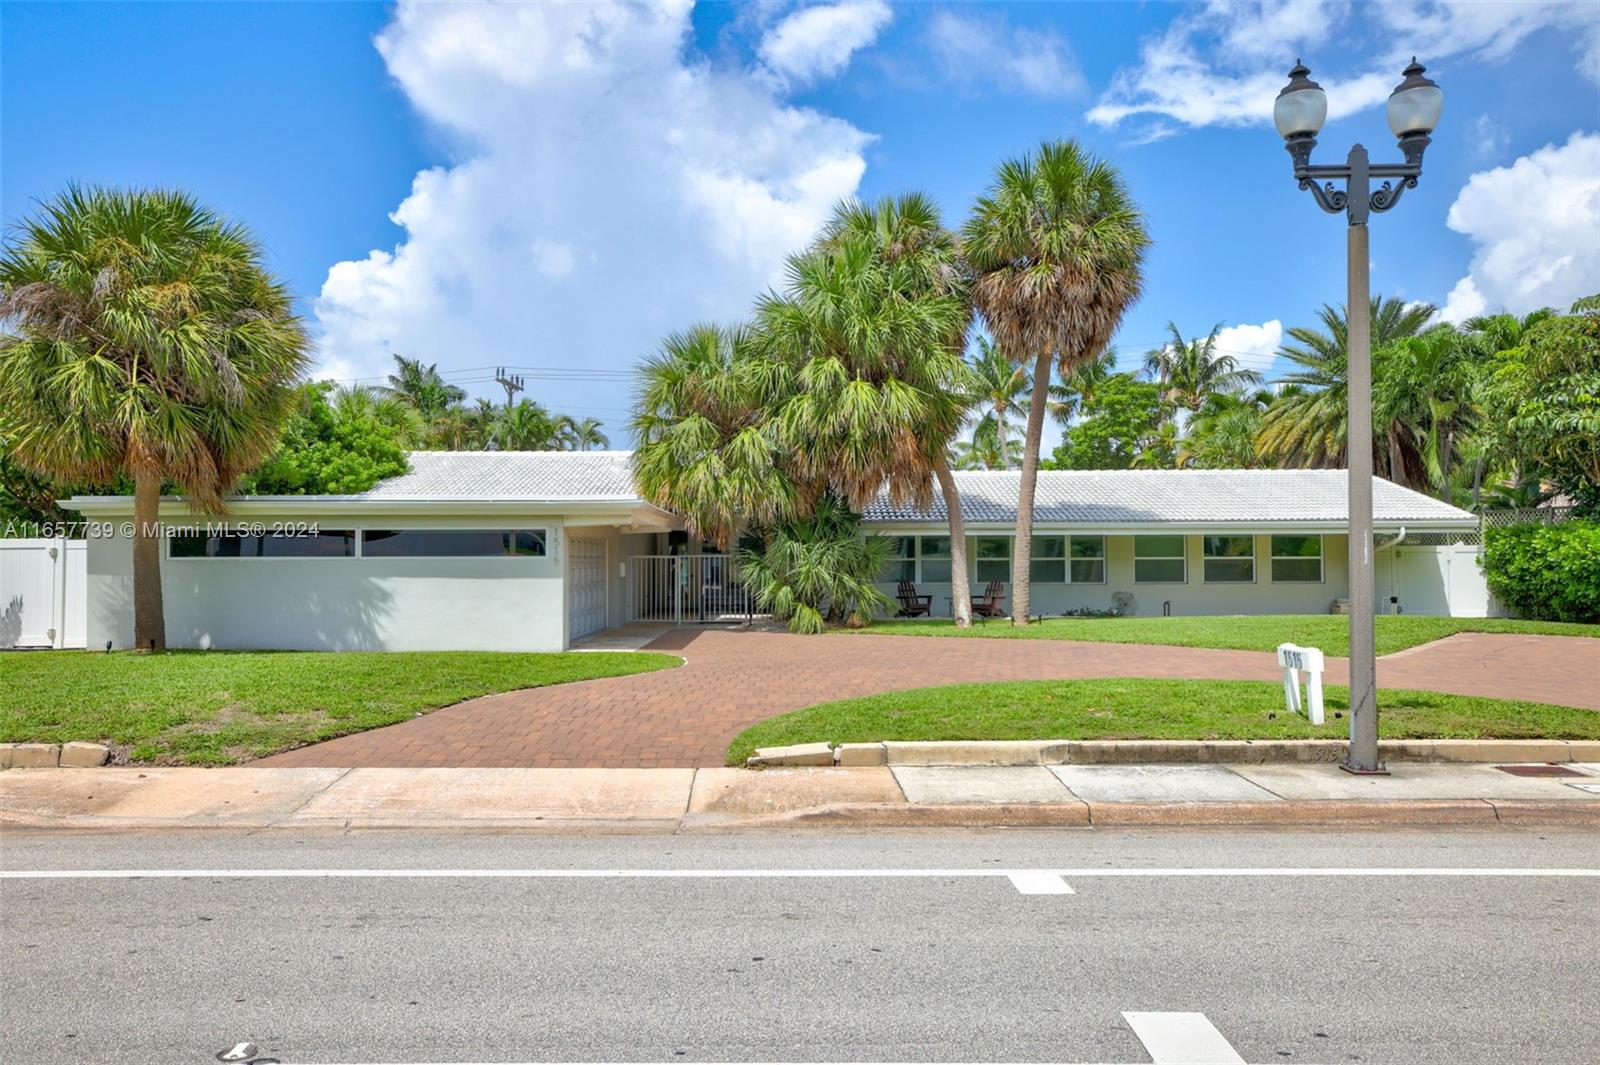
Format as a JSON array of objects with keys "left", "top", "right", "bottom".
[{"left": 1494, "top": 764, "right": 1587, "bottom": 778}]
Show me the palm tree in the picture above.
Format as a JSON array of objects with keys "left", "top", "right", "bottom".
[
  {"left": 951, "top": 418, "right": 1023, "bottom": 470},
  {"left": 631, "top": 324, "right": 795, "bottom": 549},
  {"left": 1179, "top": 390, "right": 1273, "bottom": 468},
  {"left": 1048, "top": 346, "right": 1118, "bottom": 425},
  {"left": 963, "top": 141, "right": 1150, "bottom": 623},
  {"left": 763, "top": 193, "right": 977, "bottom": 625},
  {"left": 0, "top": 187, "right": 308, "bottom": 649},
  {"left": 1374, "top": 324, "right": 1480, "bottom": 503},
  {"left": 565, "top": 416, "right": 610, "bottom": 451},
  {"left": 383, "top": 355, "right": 464, "bottom": 419},
  {"left": 333, "top": 385, "right": 424, "bottom": 446},
  {"left": 1257, "top": 296, "right": 1435, "bottom": 478},
  {"left": 966, "top": 335, "right": 1028, "bottom": 467},
  {"left": 497, "top": 399, "right": 559, "bottom": 450},
  {"left": 1142, "top": 322, "right": 1263, "bottom": 415}
]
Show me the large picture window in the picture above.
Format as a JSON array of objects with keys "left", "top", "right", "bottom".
[
  {"left": 975, "top": 536, "right": 1011, "bottom": 584},
  {"left": 1134, "top": 535, "right": 1186, "bottom": 583},
  {"left": 169, "top": 530, "right": 354, "bottom": 558},
  {"left": 361, "top": 529, "right": 547, "bottom": 558},
  {"left": 1069, "top": 536, "right": 1107, "bottom": 584},
  {"left": 1203, "top": 535, "right": 1255, "bottom": 583},
  {"left": 1271, "top": 535, "right": 1324, "bottom": 582}
]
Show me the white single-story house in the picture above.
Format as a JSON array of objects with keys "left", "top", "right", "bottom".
[{"left": 62, "top": 451, "right": 1486, "bottom": 652}]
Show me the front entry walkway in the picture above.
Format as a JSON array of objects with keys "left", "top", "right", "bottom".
[{"left": 254, "top": 630, "right": 1598, "bottom": 770}]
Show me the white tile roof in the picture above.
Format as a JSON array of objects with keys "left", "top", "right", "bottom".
[
  {"left": 352, "top": 451, "right": 641, "bottom": 501},
  {"left": 863, "top": 469, "right": 1476, "bottom": 527}
]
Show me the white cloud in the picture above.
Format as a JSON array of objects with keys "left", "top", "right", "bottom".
[
  {"left": 1089, "top": 0, "right": 1600, "bottom": 132},
  {"left": 312, "top": 1, "right": 872, "bottom": 397},
  {"left": 1212, "top": 320, "right": 1284, "bottom": 373},
  {"left": 927, "top": 10, "right": 1086, "bottom": 98},
  {"left": 1472, "top": 114, "right": 1509, "bottom": 160},
  {"left": 758, "top": 1, "right": 892, "bottom": 85},
  {"left": 1438, "top": 131, "right": 1600, "bottom": 322}
]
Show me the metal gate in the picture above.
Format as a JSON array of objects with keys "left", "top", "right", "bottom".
[
  {"left": 627, "top": 554, "right": 757, "bottom": 624},
  {"left": 568, "top": 538, "right": 609, "bottom": 640}
]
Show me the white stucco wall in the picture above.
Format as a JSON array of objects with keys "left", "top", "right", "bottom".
[{"left": 86, "top": 515, "right": 568, "bottom": 652}]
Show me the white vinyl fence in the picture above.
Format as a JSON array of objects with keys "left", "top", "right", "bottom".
[{"left": 0, "top": 538, "right": 87, "bottom": 648}]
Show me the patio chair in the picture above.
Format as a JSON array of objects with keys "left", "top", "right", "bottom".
[
  {"left": 895, "top": 580, "right": 933, "bottom": 618},
  {"left": 971, "top": 580, "right": 1007, "bottom": 618}
]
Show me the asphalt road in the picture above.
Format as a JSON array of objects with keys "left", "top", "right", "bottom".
[{"left": 2, "top": 828, "right": 1597, "bottom": 1064}]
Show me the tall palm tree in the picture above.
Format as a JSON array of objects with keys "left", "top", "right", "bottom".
[
  {"left": 966, "top": 335, "right": 1028, "bottom": 468},
  {"left": 383, "top": 354, "right": 464, "bottom": 419},
  {"left": 963, "top": 141, "right": 1149, "bottom": 623},
  {"left": 1048, "top": 346, "right": 1118, "bottom": 425},
  {"left": 1257, "top": 296, "right": 1435, "bottom": 478},
  {"left": 764, "top": 193, "right": 977, "bottom": 625},
  {"left": 333, "top": 384, "right": 424, "bottom": 446},
  {"left": 0, "top": 187, "right": 308, "bottom": 649},
  {"left": 950, "top": 418, "right": 1023, "bottom": 470},
  {"left": 631, "top": 324, "right": 795, "bottom": 549},
  {"left": 1142, "top": 322, "right": 1263, "bottom": 415}
]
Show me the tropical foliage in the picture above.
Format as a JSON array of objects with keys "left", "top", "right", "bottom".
[
  {"left": 0, "top": 187, "right": 309, "bottom": 648},
  {"left": 1047, "top": 374, "right": 1172, "bottom": 470},
  {"left": 734, "top": 495, "right": 894, "bottom": 634},
  {"left": 238, "top": 382, "right": 410, "bottom": 495},
  {"left": 1482, "top": 521, "right": 1600, "bottom": 623}
]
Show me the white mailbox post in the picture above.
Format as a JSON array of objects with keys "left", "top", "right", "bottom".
[{"left": 1276, "top": 643, "right": 1326, "bottom": 725}]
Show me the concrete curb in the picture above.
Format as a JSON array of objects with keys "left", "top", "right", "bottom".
[{"left": 748, "top": 738, "right": 1600, "bottom": 768}]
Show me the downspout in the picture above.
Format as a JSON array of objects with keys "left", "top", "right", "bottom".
[{"left": 1373, "top": 525, "right": 1405, "bottom": 616}]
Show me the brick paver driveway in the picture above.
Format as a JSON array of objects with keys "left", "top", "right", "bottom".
[{"left": 255, "top": 629, "right": 1598, "bottom": 770}]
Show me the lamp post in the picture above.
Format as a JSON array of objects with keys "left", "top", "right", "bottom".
[{"left": 1274, "top": 59, "right": 1443, "bottom": 774}]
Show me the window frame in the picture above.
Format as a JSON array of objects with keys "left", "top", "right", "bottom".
[
  {"left": 166, "top": 528, "right": 356, "bottom": 560},
  {"left": 1269, "top": 534, "right": 1325, "bottom": 583},
  {"left": 1028, "top": 534, "right": 1067, "bottom": 585},
  {"left": 1068, "top": 535, "right": 1107, "bottom": 585},
  {"left": 1202, "top": 534, "right": 1257, "bottom": 584},
  {"left": 885, "top": 534, "right": 954, "bottom": 584},
  {"left": 1133, "top": 534, "right": 1188, "bottom": 584},
  {"left": 974, "top": 535, "right": 1012, "bottom": 584},
  {"left": 357, "top": 528, "right": 549, "bottom": 559}
]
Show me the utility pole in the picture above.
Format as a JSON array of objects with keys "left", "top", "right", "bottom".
[{"left": 494, "top": 367, "right": 525, "bottom": 410}]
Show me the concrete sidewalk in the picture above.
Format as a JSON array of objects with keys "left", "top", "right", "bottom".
[{"left": 2, "top": 762, "right": 1597, "bottom": 832}]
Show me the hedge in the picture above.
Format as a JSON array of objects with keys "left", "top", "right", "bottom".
[{"left": 1482, "top": 520, "right": 1600, "bottom": 623}]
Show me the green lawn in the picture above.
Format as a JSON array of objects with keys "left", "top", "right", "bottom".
[
  {"left": 861, "top": 614, "right": 1600, "bottom": 657},
  {"left": 727, "top": 678, "right": 1600, "bottom": 764},
  {"left": 0, "top": 649, "right": 679, "bottom": 765}
]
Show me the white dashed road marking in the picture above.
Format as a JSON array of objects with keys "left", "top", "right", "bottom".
[
  {"left": 1008, "top": 871, "right": 1075, "bottom": 894},
  {"left": 1123, "top": 1010, "right": 1247, "bottom": 1064}
]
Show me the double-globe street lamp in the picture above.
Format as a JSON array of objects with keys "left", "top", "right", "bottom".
[{"left": 1274, "top": 59, "right": 1444, "bottom": 774}]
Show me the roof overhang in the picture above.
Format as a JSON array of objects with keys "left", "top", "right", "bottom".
[
  {"left": 61, "top": 495, "right": 680, "bottom": 529},
  {"left": 866, "top": 518, "right": 1478, "bottom": 534}
]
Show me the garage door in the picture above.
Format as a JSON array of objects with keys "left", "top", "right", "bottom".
[{"left": 568, "top": 538, "right": 609, "bottom": 641}]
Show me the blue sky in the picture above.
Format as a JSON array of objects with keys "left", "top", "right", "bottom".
[{"left": 5, "top": 1, "right": 1598, "bottom": 443}]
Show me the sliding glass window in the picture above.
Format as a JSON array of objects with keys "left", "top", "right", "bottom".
[
  {"left": 169, "top": 530, "right": 354, "bottom": 558},
  {"left": 361, "top": 530, "right": 546, "bottom": 558}
]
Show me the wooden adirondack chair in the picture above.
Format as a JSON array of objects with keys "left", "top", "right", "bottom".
[
  {"left": 971, "top": 580, "right": 1007, "bottom": 618},
  {"left": 895, "top": 580, "right": 932, "bottom": 618}
]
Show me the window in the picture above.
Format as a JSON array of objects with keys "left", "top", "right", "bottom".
[
  {"left": 1069, "top": 536, "right": 1107, "bottom": 584},
  {"left": 887, "top": 537, "right": 916, "bottom": 582},
  {"left": 918, "top": 536, "right": 952, "bottom": 583},
  {"left": 886, "top": 536, "right": 952, "bottom": 583},
  {"left": 1030, "top": 536, "right": 1066, "bottom": 583},
  {"left": 1203, "top": 535, "right": 1255, "bottom": 583},
  {"left": 975, "top": 536, "right": 1011, "bottom": 583},
  {"left": 169, "top": 530, "right": 354, "bottom": 558},
  {"left": 1134, "top": 535, "right": 1186, "bottom": 583},
  {"left": 1271, "top": 534, "right": 1324, "bottom": 582},
  {"left": 361, "top": 529, "right": 546, "bottom": 558}
]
